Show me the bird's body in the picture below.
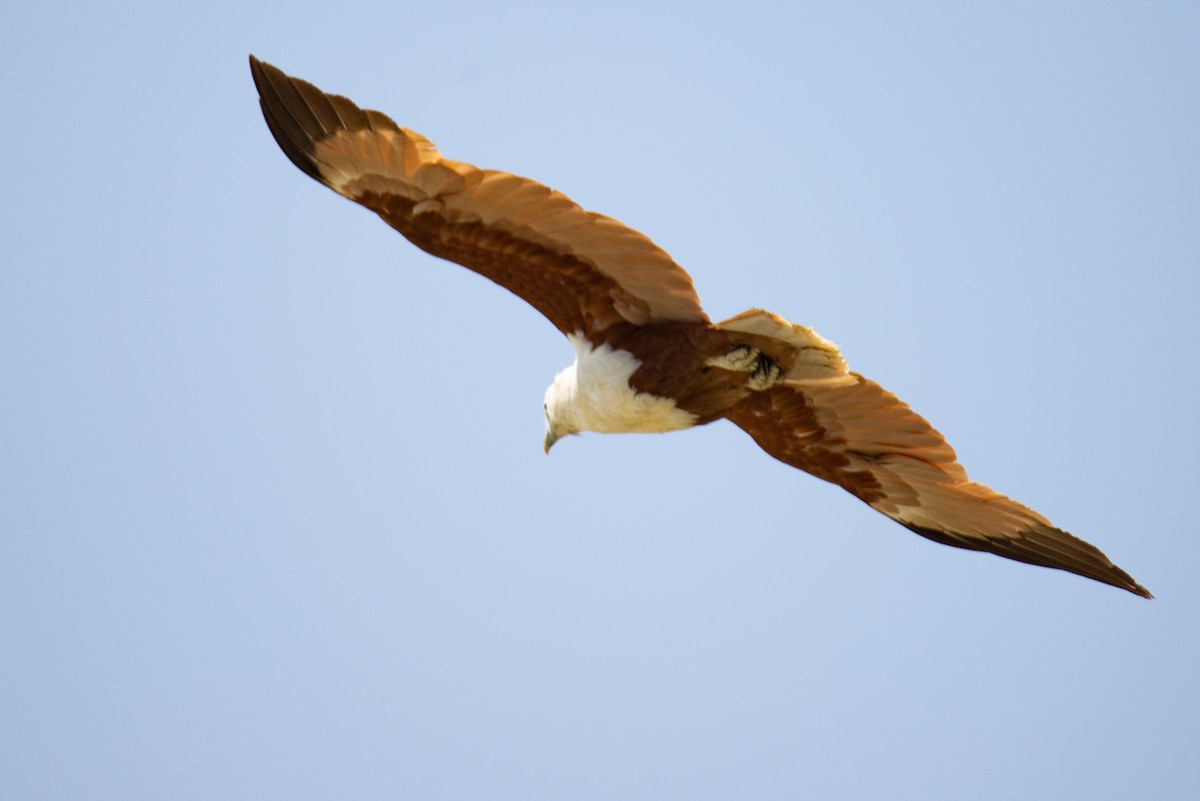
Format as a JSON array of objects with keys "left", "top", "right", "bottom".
[
  {"left": 546, "top": 316, "right": 852, "bottom": 445},
  {"left": 549, "top": 333, "right": 700, "bottom": 439},
  {"left": 250, "top": 56, "right": 1150, "bottom": 598}
]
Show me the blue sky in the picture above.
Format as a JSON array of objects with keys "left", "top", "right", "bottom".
[{"left": 3, "top": 2, "right": 1198, "bottom": 799}]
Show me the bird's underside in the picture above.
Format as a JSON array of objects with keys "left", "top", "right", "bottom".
[{"left": 250, "top": 55, "right": 1151, "bottom": 598}]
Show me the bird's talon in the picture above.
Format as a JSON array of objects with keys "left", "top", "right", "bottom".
[
  {"left": 708, "top": 345, "right": 761, "bottom": 372},
  {"left": 747, "top": 358, "right": 782, "bottom": 391}
]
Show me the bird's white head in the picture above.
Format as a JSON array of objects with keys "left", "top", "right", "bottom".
[{"left": 543, "top": 364, "right": 580, "bottom": 454}]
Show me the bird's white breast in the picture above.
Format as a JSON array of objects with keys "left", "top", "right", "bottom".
[{"left": 562, "top": 333, "right": 697, "bottom": 434}]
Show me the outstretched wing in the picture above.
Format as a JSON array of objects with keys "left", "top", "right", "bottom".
[
  {"left": 725, "top": 376, "right": 1151, "bottom": 597},
  {"left": 249, "top": 56, "right": 708, "bottom": 337}
]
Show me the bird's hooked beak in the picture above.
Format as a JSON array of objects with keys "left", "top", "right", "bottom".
[{"left": 543, "top": 430, "right": 559, "bottom": 455}]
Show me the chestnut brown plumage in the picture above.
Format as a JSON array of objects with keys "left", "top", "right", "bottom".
[{"left": 250, "top": 56, "right": 1150, "bottom": 598}]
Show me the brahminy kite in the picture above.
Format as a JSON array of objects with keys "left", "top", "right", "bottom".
[{"left": 250, "top": 56, "right": 1149, "bottom": 598}]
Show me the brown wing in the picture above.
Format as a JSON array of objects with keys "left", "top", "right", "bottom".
[
  {"left": 725, "top": 376, "right": 1151, "bottom": 598},
  {"left": 249, "top": 56, "right": 708, "bottom": 337}
]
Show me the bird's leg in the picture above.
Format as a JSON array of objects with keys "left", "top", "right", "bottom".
[{"left": 708, "top": 346, "right": 783, "bottom": 391}]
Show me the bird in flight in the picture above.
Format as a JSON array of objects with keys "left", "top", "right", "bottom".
[{"left": 249, "top": 56, "right": 1150, "bottom": 598}]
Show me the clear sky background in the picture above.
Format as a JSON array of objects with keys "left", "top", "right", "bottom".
[{"left": 3, "top": 2, "right": 1197, "bottom": 799}]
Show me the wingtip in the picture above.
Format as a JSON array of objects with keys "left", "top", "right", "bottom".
[
  {"left": 897, "top": 520, "right": 1153, "bottom": 600},
  {"left": 1104, "top": 564, "right": 1152, "bottom": 599},
  {"left": 247, "top": 56, "right": 331, "bottom": 186}
]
